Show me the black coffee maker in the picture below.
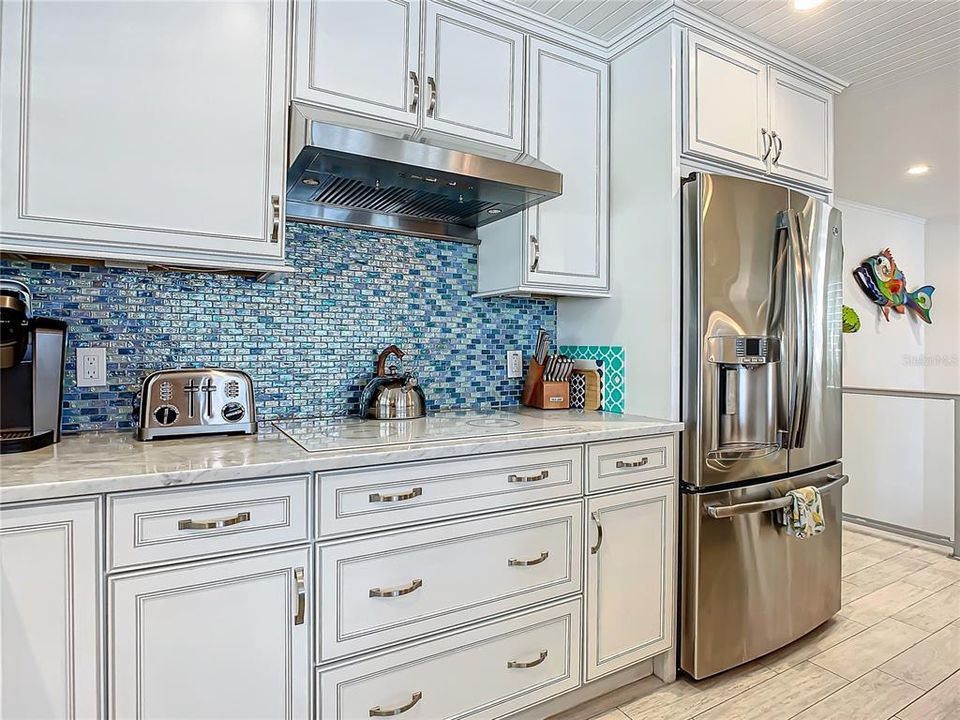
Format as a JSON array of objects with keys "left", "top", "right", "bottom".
[{"left": 0, "top": 279, "right": 67, "bottom": 453}]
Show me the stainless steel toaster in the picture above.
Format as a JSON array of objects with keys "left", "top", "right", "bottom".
[{"left": 136, "top": 368, "right": 258, "bottom": 441}]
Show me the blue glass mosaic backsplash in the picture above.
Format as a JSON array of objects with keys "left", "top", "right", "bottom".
[{"left": 0, "top": 223, "right": 556, "bottom": 433}]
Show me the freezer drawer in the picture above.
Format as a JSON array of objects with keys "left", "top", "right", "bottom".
[{"left": 680, "top": 463, "right": 845, "bottom": 679}]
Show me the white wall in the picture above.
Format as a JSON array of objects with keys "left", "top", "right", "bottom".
[
  {"left": 839, "top": 199, "right": 927, "bottom": 391},
  {"left": 838, "top": 198, "right": 957, "bottom": 540},
  {"left": 924, "top": 219, "right": 960, "bottom": 394}
]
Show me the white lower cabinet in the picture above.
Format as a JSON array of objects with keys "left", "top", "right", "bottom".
[
  {"left": 109, "top": 548, "right": 310, "bottom": 720},
  {"left": 585, "top": 482, "right": 676, "bottom": 681},
  {"left": 0, "top": 498, "right": 102, "bottom": 720},
  {"left": 317, "top": 501, "right": 583, "bottom": 660},
  {"left": 317, "top": 598, "right": 582, "bottom": 720}
]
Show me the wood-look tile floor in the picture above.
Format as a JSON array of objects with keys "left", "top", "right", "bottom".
[{"left": 587, "top": 524, "right": 960, "bottom": 720}]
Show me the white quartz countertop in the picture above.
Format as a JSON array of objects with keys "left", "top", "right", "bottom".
[{"left": 0, "top": 408, "right": 682, "bottom": 503}]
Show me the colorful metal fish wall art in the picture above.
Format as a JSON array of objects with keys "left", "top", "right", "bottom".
[{"left": 852, "top": 249, "right": 935, "bottom": 324}]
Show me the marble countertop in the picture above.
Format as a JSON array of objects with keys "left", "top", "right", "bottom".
[{"left": 0, "top": 408, "right": 682, "bottom": 503}]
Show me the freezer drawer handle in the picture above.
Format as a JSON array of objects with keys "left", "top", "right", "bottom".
[{"left": 705, "top": 474, "right": 848, "bottom": 519}]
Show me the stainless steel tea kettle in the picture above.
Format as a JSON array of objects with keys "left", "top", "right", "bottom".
[{"left": 359, "top": 345, "right": 426, "bottom": 420}]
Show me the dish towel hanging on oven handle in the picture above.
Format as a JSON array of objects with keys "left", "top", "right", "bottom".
[{"left": 781, "top": 486, "right": 825, "bottom": 539}]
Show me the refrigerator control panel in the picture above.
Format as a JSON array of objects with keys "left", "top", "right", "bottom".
[{"left": 707, "top": 336, "right": 781, "bottom": 365}]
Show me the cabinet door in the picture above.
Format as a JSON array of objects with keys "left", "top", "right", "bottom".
[
  {"left": 768, "top": 69, "right": 833, "bottom": 188},
  {"left": 684, "top": 32, "right": 769, "bottom": 172},
  {"left": 422, "top": 3, "right": 524, "bottom": 150},
  {"left": 585, "top": 483, "right": 675, "bottom": 682},
  {"left": 1, "top": 498, "right": 102, "bottom": 720},
  {"left": 293, "top": 0, "right": 421, "bottom": 126},
  {"left": 0, "top": 0, "right": 288, "bottom": 268},
  {"left": 109, "top": 548, "right": 310, "bottom": 720},
  {"left": 524, "top": 40, "right": 609, "bottom": 294}
]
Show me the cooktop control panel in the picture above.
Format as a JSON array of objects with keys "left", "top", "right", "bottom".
[{"left": 137, "top": 368, "right": 257, "bottom": 441}]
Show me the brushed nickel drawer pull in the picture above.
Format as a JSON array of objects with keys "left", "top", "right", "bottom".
[
  {"left": 370, "top": 691, "right": 422, "bottom": 717},
  {"left": 369, "top": 487, "right": 423, "bottom": 503},
  {"left": 178, "top": 511, "right": 250, "bottom": 531},
  {"left": 508, "top": 551, "right": 549, "bottom": 567},
  {"left": 508, "top": 470, "right": 549, "bottom": 483},
  {"left": 507, "top": 650, "right": 548, "bottom": 669},
  {"left": 270, "top": 195, "right": 281, "bottom": 243},
  {"left": 590, "top": 511, "right": 603, "bottom": 555},
  {"left": 294, "top": 567, "right": 305, "bottom": 625},
  {"left": 369, "top": 578, "right": 422, "bottom": 598},
  {"left": 616, "top": 457, "right": 649, "bottom": 469},
  {"left": 408, "top": 70, "right": 420, "bottom": 113},
  {"left": 426, "top": 76, "right": 437, "bottom": 116}
]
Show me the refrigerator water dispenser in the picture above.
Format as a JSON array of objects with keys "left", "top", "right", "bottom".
[{"left": 706, "top": 335, "right": 782, "bottom": 459}]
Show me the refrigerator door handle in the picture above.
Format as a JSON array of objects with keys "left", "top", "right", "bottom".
[
  {"left": 782, "top": 209, "right": 811, "bottom": 450},
  {"left": 704, "top": 473, "right": 848, "bottom": 519}
]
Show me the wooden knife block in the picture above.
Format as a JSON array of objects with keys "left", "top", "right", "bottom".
[{"left": 521, "top": 358, "right": 570, "bottom": 410}]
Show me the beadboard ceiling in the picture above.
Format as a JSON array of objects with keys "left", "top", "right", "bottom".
[{"left": 506, "top": 0, "right": 960, "bottom": 86}]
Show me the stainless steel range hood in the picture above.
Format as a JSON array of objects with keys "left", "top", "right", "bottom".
[{"left": 286, "top": 105, "right": 562, "bottom": 244}]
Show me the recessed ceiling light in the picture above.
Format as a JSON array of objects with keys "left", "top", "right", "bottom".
[
  {"left": 906, "top": 164, "right": 931, "bottom": 176},
  {"left": 791, "top": 0, "right": 826, "bottom": 10}
]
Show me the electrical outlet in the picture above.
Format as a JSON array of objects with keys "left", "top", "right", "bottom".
[
  {"left": 506, "top": 350, "right": 523, "bottom": 379},
  {"left": 76, "top": 347, "right": 107, "bottom": 387}
]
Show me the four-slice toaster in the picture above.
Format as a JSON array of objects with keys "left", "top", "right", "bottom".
[{"left": 137, "top": 368, "right": 258, "bottom": 441}]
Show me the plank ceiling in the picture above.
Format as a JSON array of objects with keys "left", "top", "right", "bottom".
[{"left": 505, "top": 0, "right": 960, "bottom": 86}]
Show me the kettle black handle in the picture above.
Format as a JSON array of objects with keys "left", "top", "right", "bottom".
[{"left": 376, "top": 345, "right": 405, "bottom": 376}]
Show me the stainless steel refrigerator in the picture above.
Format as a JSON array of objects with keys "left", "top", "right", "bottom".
[{"left": 680, "top": 172, "right": 847, "bottom": 680}]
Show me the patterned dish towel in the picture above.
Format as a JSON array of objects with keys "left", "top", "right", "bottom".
[{"left": 781, "top": 486, "right": 825, "bottom": 539}]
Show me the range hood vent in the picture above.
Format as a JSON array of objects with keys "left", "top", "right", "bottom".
[{"left": 286, "top": 107, "right": 562, "bottom": 244}]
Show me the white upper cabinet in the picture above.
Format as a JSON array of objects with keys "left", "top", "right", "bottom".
[
  {"left": 477, "top": 40, "right": 609, "bottom": 297},
  {"left": 585, "top": 483, "right": 675, "bottom": 682},
  {"left": 684, "top": 32, "right": 769, "bottom": 173},
  {"left": 293, "top": 0, "right": 421, "bottom": 126},
  {"left": 1, "top": 499, "right": 102, "bottom": 720},
  {"left": 421, "top": 4, "right": 525, "bottom": 150},
  {"left": 293, "top": 0, "right": 524, "bottom": 150},
  {"left": 109, "top": 548, "right": 310, "bottom": 720},
  {"left": 0, "top": 0, "right": 289, "bottom": 270},
  {"left": 768, "top": 69, "right": 833, "bottom": 188},
  {"left": 524, "top": 40, "right": 609, "bottom": 293},
  {"left": 683, "top": 30, "right": 836, "bottom": 190}
]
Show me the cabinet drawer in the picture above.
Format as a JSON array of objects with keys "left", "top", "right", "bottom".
[
  {"left": 317, "top": 446, "right": 582, "bottom": 538},
  {"left": 317, "top": 501, "right": 583, "bottom": 661},
  {"left": 317, "top": 598, "right": 581, "bottom": 720},
  {"left": 587, "top": 435, "right": 676, "bottom": 493},
  {"left": 107, "top": 476, "right": 310, "bottom": 570}
]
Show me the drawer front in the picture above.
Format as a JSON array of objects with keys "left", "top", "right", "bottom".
[
  {"left": 317, "top": 446, "right": 583, "bottom": 538},
  {"left": 318, "top": 501, "right": 583, "bottom": 661},
  {"left": 108, "top": 475, "right": 310, "bottom": 570},
  {"left": 317, "top": 598, "right": 582, "bottom": 720},
  {"left": 587, "top": 435, "right": 676, "bottom": 493}
]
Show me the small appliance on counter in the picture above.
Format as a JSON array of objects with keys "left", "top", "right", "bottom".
[
  {"left": 0, "top": 279, "right": 67, "bottom": 454},
  {"left": 136, "top": 368, "right": 258, "bottom": 441},
  {"left": 359, "top": 345, "right": 426, "bottom": 420}
]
